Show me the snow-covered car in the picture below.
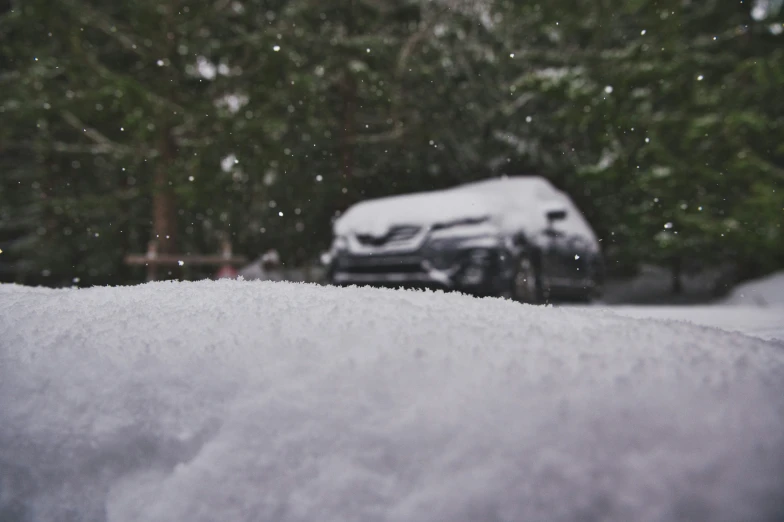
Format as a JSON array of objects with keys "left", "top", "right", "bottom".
[{"left": 325, "top": 176, "right": 604, "bottom": 302}]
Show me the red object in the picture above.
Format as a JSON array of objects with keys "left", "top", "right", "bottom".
[{"left": 215, "top": 265, "right": 238, "bottom": 279}]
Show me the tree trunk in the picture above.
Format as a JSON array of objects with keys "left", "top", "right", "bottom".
[
  {"left": 148, "top": 0, "right": 180, "bottom": 282},
  {"left": 340, "top": 72, "right": 356, "bottom": 186},
  {"left": 339, "top": 0, "right": 356, "bottom": 207},
  {"left": 150, "top": 129, "right": 178, "bottom": 281},
  {"left": 671, "top": 256, "right": 683, "bottom": 295}
]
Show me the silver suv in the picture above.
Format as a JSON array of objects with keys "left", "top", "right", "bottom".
[{"left": 324, "top": 176, "right": 604, "bottom": 303}]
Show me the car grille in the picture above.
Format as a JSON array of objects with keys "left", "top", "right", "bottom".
[
  {"left": 338, "top": 255, "right": 423, "bottom": 274},
  {"left": 355, "top": 225, "right": 421, "bottom": 248}
]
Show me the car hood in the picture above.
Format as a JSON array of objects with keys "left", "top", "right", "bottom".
[{"left": 334, "top": 189, "right": 496, "bottom": 237}]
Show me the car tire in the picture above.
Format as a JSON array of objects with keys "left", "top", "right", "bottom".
[
  {"left": 588, "top": 278, "right": 604, "bottom": 303},
  {"left": 578, "top": 262, "right": 604, "bottom": 304},
  {"left": 512, "top": 255, "right": 541, "bottom": 304},
  {"left": 572, "top": 288, "right": 596, "bottom": 304}
]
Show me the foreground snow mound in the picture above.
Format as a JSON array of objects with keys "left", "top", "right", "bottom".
[
  {"left": 1, "top": 281, "right": 784, "bottom": 522},
  {"left": 724, "top": 271, "right": 784, "bottom": 307}
]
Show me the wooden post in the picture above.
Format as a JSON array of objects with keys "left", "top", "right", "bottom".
[
  {"left": 125, "top": 239, "right": 248, "bottom": 282},
  {"left": 671, "top": 255, "right": 683, "bottom": 295},
  {"left": 146, "top": 240, "right": 159, "bottom": 282}
]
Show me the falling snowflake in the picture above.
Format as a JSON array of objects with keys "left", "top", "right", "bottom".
[
  {"left": 221, "top": 154, "right": 237, "bottom": 172},
  {"left": 196, "top": 56, "right": 217, "bottom": 80}
]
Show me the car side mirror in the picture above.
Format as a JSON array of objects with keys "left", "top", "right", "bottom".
[{"left": 546, "top": 209, "right": 567, "bottom": 222}]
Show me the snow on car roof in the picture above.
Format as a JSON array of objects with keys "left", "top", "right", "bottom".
[
  {"left": 334, "top": 176, "right": 555, "bottom": 234},
  {"left": 2, "top": 280, "right": 783, "bottom": 522},
  {"left": 456, "top": 176, "right": 600, "bottom": 245},
  {"left": 334, "top": 187, "right": 497, "bottom": 234},
  {"left": 457, "top": 176, "right": 580, "bottom": 213},
  {"left": 454, "top": 175, "right": 557, "bottom": 198}
]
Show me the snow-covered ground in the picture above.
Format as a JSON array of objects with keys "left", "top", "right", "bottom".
[
  {"left": 605, "top": 305, "right": 784, "bottom": 343},
  {"left": 1, "top": 281, "right": 784, "bottom": 522},
  {"left": 598, "top": 270, "right": 784, "bottom": 342},
  {"left": 723, "top": 270, "right": 784, "bottom": 307}
]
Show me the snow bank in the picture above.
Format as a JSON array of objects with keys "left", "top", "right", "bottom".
[
  {"left": 2, "top": 281, "right": 784, "bottom": 522},
  {"left": 605, "top": 306, "right": 784, "bottom": 342},
  {"left": 724, "top": 271, "right": 784, "bottom": 307}
]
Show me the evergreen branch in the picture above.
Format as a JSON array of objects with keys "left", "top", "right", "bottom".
[
  {"left": 6, "top": 140, "right": 127, "bottom": 155},
  {"left": 212, "top": 0, "right": 234, "bottom": 13},
  {"left": 395, "top": 6, "right": 451, "bottom": 77},
  {"left": 61, "top": 111, "right": 119, "bottom": 149},
  {"left": 79, "top": 50, "right": 186, "bottom": 115},
  {"left": 349, "top": 126, "right": 404, "bottom": 144},
  {"left": 60, "top": 0, "right": 146, "bottom": 57}
]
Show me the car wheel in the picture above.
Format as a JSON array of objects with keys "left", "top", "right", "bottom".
[
  {"left": 512, "top": 255, "right": 541, "bottom": 304},
  {"left": 572, "top": 287, "right": 596, "bottom": 304},
  {"left": 588, "top": 277, "right": 604, "bottom": 303},
  {"left": 579, "top": 264, "right": 604, "bottom": 303}
]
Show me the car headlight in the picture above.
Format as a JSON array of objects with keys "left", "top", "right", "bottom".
[
  {"left": 426, "top": 235, "right": 500, "bottom": 253},
  {"left": 424, "top": 237, "right": 459, "bottom": 252},
  {"left": 331, "top": 236, "right": 348, "bottom": 252},
  {"left": 425, "top": 238, "right": 497, "bottom": 271},
  {"left": 467, "top": 248, "right": 492, "bottom": 264},
  {"left": 423, "top": 237, "right": 464, "bottom": 270}
]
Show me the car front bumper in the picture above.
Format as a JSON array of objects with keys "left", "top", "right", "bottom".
[{"left": 330, "top": 248, "right": 509, "bottom": 296}]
